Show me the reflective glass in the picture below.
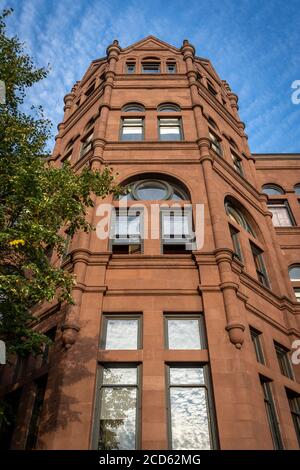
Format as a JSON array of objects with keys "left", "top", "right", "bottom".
[
  {"left": 167, "top": 319, "right": 202, "bottom": 349},
  {"left": 105, "top": 319, "right": 138, "bottom": 350}
]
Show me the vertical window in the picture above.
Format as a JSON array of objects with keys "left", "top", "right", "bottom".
[
  {"left": 250, "top": 242, "right": 270, "bottom": 288},
  {"left": 96, "top": 365, "right": 140, "bottom": 450},
  {"left": 126, "top": 62, "right": 136, "bottom": 74},
  {"left": 80, "top": 129, "right": 93, "bottom": 157},
  {"left": 85, "top": 81, "right": 95, "bottom": 97},
  {"left": 207, "top": 81, "right": 218, "bottom": 97},
  {"left": 250, "top": 327, "right": 265, "bottom": 364},
  {"left": 268, "top": 201, "right": 294, "bottom": 227},
  {"left": 167, "top": 365, "right": 216, "bottom": 450},
  {"left": 274, "top": 342, "right": 294, "bottom": 379},
  {"left": 158, "top": 118, "right": 182, "bottom": 141},
  {"left": 110, "top": 208, "right": 142, "bottom": 254},
  {"left": 288, "top": 265, "right": 300, "bottom": 303},
  {"left": 167, "top": 62, "right": 176, "bottom": 73},
  {"left": 26, "top": 375, "right": 48, "bottom": 449},
  {"left": 229, "top": 224, "right": 243, "bottom": 262},
  {"left": 120, "top": 118, "right": 144, "bottom": 141},
  {"left": 102, "top": 315, "right": 141, "bottom": 350},
  {"left": 161, "top": 208, "right": 193, "bottom": 253},
  {"left": 286, "top": 389, "right": 300, "bottom": 447},
  {"left": 165, "top": 315, "right": 206, "bottom": 349},
  {"left": 209, "top": 131, "right": 222, "bottom": 156},
  {"left": 260, "top": 377, "right": 283, "bottom": 450},
  {"left": 231, "top": 152, "right": 244, "bottom": 176},
  {"left": 142, "top": 62, "right": 160, "bottom": 73},
  {"left": 42, "top": 327, "right": 57, "bottom": 366}
]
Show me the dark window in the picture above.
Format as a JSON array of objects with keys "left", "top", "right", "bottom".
[
  {"left": 268, "top": 200, "right": 294, "bottom": 227},
  {"left": 111, "top": 208, "right": 142, "bottom": 254},
  {"left": 96, "top": 365, "right": 140, "bottom": 450},
  {"left": 250, "top": 327, "right": 265, "bottom": 364},
  {"left": 286, "top": 389, "right": 300, "bottom": 447},
  {"left": 167, "top": 62, "right": 176, "bottom": 73},
  {"left": 274, "top": 342, "right": 294, "bottom": 379},
  {"left": 85, "top": 81, "right": 95, "bottom": 97},
  {"left": 161, "top": 207, "right": 194, "bottom": 254},
  {"left": 25, "top": 375, "right": 48, "bottom": 449},
  {"left": 262, "top": 184, "right": 284, "bottom": 196},
  {"left": 231, "top": 152, "right": 244, "bottom": 176},
  {"left": 101, "top": 315, "right": 141, "bottom": 350},
  {"left": 167, "top": 365, "right": 217, "bottom": 449},
  {"left": 207, "top": 81, "right": 218, "bottom": 97},
  {"left": 42, "top": 327, "right": 57, "bottom": 366},
  {"left": 142, "top": 62, "right": 160, "bottom": 73},
  {"left": 260, "top": 377, "right": 283, "bottom": 450},
  {"left": 80, "top": 130, "right": 93, "bottom": 158},
  {"left": 229, "top": 224, "right": 243, "bottom": 262},
  {"left": 120, "top": 118, "right": 144, "bottom": 141},
  {"left": 165, "top": 314, "right": 206, "bottom": 349},
  {"left": 0, "top": 387, "right": 23, "bottom": 450},
  {"left": 250, "top": 243, "right": 270, "bottom": 288},
  {"left": 126, "top": 62, "right": 136, "bottom": 74},
  {"left": 158, "top": 118, "right": 182, "bottom": 141},
  {"left": 122, "top": 103, "right": 145, "bottom": 112},
  {"left": 157, "top": 103, "right": 180, "bottom": 112},
  {"left": 209, "top": 130, "right": 222, "bottom": 156}
]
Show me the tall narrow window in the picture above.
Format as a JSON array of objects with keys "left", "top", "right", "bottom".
[
  {"left": 209, "top": 130, "right": 222, "bottom": 156},
  {"left": 286, "top": 389, "right": 300, "bottom": 447},
  {"left": 207, "top": 81, "right": 218, "bottom": 97},
  {"left": 268, "top": 201, "right": 294, "bottom": 227},
  {"left": 161, "top": 207, "right": 194, "bottom": 253},
  {"left": 96, "top": 365, "right": 140, "bottom": 450},
  {"left": 231, "top": 152, "right": 244, "bottom": 176},
  {"left": 167, "top": 365, "right": 216, "bottom": 450},
  {"left": 165, "top": 315, "right": 206, "bottom": 350},
  {"left": 229, "top": 224, "right": 243, "bottom": 262},
  {"left": 126, "top": 62, "right": 136, "bottom": 74},
  {"left": 250, "top": 327, "right": 265, "bottom": 364},
  {"left": 80, "top": 128, "right": 94, "bottom": 158},
  {"left": 102, "top": 315, "right": 141, "bottom": 350},
  {"left": 25, "top": 375, "right": 48, "bottom": 449},
  {"left": 85, "top": 81, "right": 95, "bottom": 97},
  {"left": 260, "top": 377, "right": 283, "bottom": 450},
  {"left": 158, "top": 118, "right": 182, "bottom": 141},
  {"left": 110, "top": 208, "right": 142, "bottom": 254},
  {"left": 274, "top": 342, "right": 294, "bottom": 379},
  {"left": 250, "top": 242, "right": 270, "bottom": 288},
  {"left": 41, "top": 327, "right": 57, "bottom": 366},
  {"left": 120, "top": 118, "right": 144, "bottom": 141},
  {"left": 167, "top": 62, "right": 176, "bottom": 73}
]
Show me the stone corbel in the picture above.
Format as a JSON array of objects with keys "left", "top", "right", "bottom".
[{"left": 61, "top": 322, "right": 80, "bottom": 349}]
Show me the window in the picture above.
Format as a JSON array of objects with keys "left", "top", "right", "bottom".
[
  {"left": 250, "top": 327, "right": 265, "bottom": 364},
  {"left": 161, "top": 207, "right": 194, "bottom": 253},
  {"left": 142, "top": 61, "right": 160, "bottom": 73},
  {"left": 96, "top": 365, "right": 140, "bottom": 450},
  {"left": 209, "top": 130, "right": 222, "bottom": 156},
  {"left": 231, "top": 152, "right": 244, "bottom": 176},
  {"left": 165, "top": 315, "right": 206, "bottom": 349},
  {"left": 286, "top": 389, "right": 300, "bottom": 447},
  {"left": 262, "top": 184, "right": 284, "bottom": 196},
  {"left": 250, "top": 242, "right": 270, "bottom": 288},
  {"left": 157, "top": 103, "right": 180, "bottom": 112},
  {"left": 85, "top": 81, "right": 95, "bottom": 97},
  {"left": 118, "top": 178, "right": 189, "bottom": 202},
  {"left": 158, "top": 118, "right": 182, "bottom": 141},
  {"left": 274, "top": 342, "right": 294, "bottom": 379},
  {"left": 229, "top": 225, "right": 243, "bottom": 262},
  {"left": 120, "top": 118, "right": 144, "bottom": 141},
  {"left": 126, "top": 62, "right": 136, "bottom": 74},
  {"left": 207, "top": 117, "right": 218, "bottom": 130},
  {"left": 122, "top": 103, "right": 145, "bottom": 113},
  {"left": 207, "top": 81, "right": 218, "bottom": 97},
  {"left": 167, "top": 365, "right": 216, "bottom": 450},
  {"left": 225, "top": 202, "right": 256, "bottom": 237},
  {"left": 62, "top": 140, "right": 74, "bottom": 163},
  {"left": 110, "top": 208, "right": 142, "bottom": 254},
  {"left": 294, "top": 184, "right": 300, "bottom": 195},
  {"left": 41, "top": 327, "right": 57, "bottom": 366},
  {"left": 294, "top": 288, "right": 300, "bottom": 303},
  {"left": 228, "top": 137, "right": 238, "bottom": 150},
  {"left": 167, "top": 62, "right": 176, "bottom": 73},
  {"left": 25, "top": 375, "right": 48, "bottom": 449},
  {"left": 102, "top": 315, "right": 141, "bottom": 350},
  {"left": 289, "top": 265, "right": 300, "bottom": 281},
  {"left": 268, "top": 200, "right": 294, "bottom": 227},
  {"left": 260, "top": 377, "right": 283, "bottom": 450}
]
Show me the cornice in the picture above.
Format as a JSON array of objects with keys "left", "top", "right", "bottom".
[{"left": 104, "top": 288, "right": 200, "bottom": 296}]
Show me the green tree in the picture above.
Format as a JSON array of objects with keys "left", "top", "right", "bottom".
[{"left": 0, "top": 8, "right": 118, "bottom": 358}]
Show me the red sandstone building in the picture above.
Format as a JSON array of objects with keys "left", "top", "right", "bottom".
[{"left": 1, "top": 36, "right": 300, "bottom": 450}]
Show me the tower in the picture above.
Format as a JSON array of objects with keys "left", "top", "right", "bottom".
[{"left": 1, "top": 36, "right": 300, "bottom": 450}]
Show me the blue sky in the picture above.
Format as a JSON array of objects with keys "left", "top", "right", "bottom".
[{"left": 2, "top": 0, "right": 300, "bottom": 153}]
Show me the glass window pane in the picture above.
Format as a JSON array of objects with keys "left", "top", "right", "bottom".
[
  {"left": 105, "top": 319, "right": 138, "bottom": 350},
  {"left": 170, "top": 367, "right": 204, "bottom": 385},
  {"left": 269, "top": 206, "right": 292, "bottom": 226},
  {"left": 103, "top": 367, "right": 137, "bottom": 385},
  {"left": 168, "top": 319, "right": 202, "bottom": 349},
  {"left": 99, "top": 387, "right": 136, "bottom": 449},
  {"left": 170, "top": 387, "right": 211, "bottom": 450},
  {"left": 136, "top": 181, "right": 168, "bottom": 200},
  {"left": 289, "top": 266, "right": 300, "bottom": 281}
]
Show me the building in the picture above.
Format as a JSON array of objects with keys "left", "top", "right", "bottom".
[{"left": 1, "top": 36, "right": 300, "bottom": 450}]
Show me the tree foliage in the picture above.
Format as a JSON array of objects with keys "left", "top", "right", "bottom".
[{"left": 0, "top": 9, "right": 118, "bottom": 357}]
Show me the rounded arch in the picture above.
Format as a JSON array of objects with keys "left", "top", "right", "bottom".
[
  {"left": 157, "top": 102, "right": 181, "bottom": 112},
  {"left": 141, "top": 56, "right": 161, "bottom": 61},
  {"left": 288, "top": 264, "right": 300, "bottom": 281},
  {"left": 224, "top": 195, "right": 259, "bottom": 238},
  {"left": 262, "top": 184, "right": 285, "bottom": 196},
  {"left": 122, "top": 102, "right": 145, "bottom": 112},
  {"left": 116, "top": 172, "right": 191, "bottom": 201}
]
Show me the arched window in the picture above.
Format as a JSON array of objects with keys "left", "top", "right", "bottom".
[
  {"left": 262, "top": 184, "right": 284, "bottom": 196},
  {"left": 207, "top": 118, "right": 222, "bottom": 156},
  {"left": 126, "top": 60, "right": 136, "bottom": 74},
  {"left": 157, "top": 103, "right": 180, "bottom": 112},
  {"left": 122, "top": 103, "right": 145, "bottom": 112},
  {"left": 80, "top": 119, "right": 94, "bottom": 158},
  {"left": 225, "top": 202, "right": 255, "bottom": 236},
  {"left": 289, "top": 265, "right": 300, "bottom": 303},
  {"left": 207, "top": 117, "right": 218, "bottom": 130},
  {"left": 166, "top": 59, "right": 177, "bottom": 74},
  {"left": 118, "top": 176, "right": 190, "bottom": 201},
  {"left": 62, "top": 139, "right": 74, "bottom": 162},
  {"left": 207, "top": 80, "right": 218, "bottom": 97},
  {"left": 141, "top": 57, "right": 160, "bottom": 74},
  {"left": 294, "top": 184, "right": 300, "bottom": 195}
]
